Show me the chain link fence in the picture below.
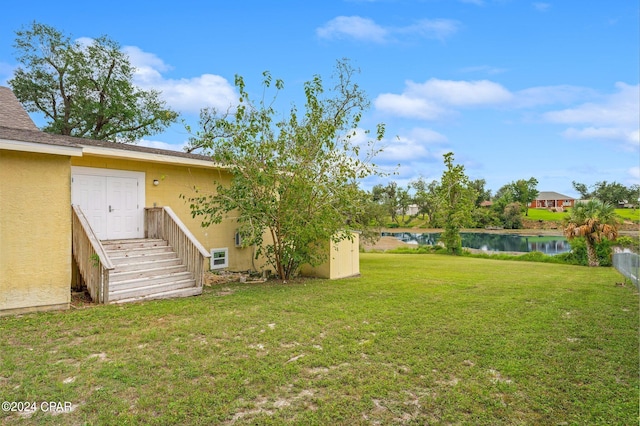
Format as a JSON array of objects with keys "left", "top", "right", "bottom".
[{"left": 613, "top": 252, "right": 639, "bottom": 289}]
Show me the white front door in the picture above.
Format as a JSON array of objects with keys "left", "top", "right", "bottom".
[
  {"left": 72, "top": 168, "right": 145, "bottom": 240},
  {"left": 106, "top": 176, "right": 140, "bottom": 239}
]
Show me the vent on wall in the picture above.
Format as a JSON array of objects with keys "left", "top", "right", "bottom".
[{"left": 210, "top": 248, "right": 229, "bottom": 270}]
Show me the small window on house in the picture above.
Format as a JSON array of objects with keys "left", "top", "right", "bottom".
[{"left": 210, "top": 248, "right": 229, "bottom": 270}]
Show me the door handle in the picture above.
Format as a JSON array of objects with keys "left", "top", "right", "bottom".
[{"left": 109, "top": 205, "right": 112, "bottom": 212}]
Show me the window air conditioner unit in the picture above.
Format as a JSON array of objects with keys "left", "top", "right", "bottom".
[{"left": 234, "top": 231, "right": 243, "bottom": 248}]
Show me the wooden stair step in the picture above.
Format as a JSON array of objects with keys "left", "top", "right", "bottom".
[
  {"left": 106, "top": 245, "right": 174, "bottom": 258},
  {"left": 109, "top": 264, "right": 188, "bottom": 282},
  {"left": 109, "top": 257, "right": 182, "bottom": 272},
  {"left": 109, "top": 278, "right": 197, "bottom": 301},
  {"left": 101, "top": 239, "right": 167, "bottom": 250},
  {"left": 110, "top": 286, "right": 203, "bottom": 304},
  {"left": 96, "top": 237, "right": 204, "bottom": 304},
  {"left": 109, "top": 271, "right": 194, "bottom": 291},
  {"left": 109, "top": 251, "right": 179, "bottom": 265}
]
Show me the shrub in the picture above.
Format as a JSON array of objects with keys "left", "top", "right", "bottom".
[{"left": 561, "top": 237, "right": 613, "bottom": 266}]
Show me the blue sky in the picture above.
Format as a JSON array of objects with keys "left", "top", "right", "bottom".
[{"left": 1, "top": 0, "right": 638, "bottom": 197}]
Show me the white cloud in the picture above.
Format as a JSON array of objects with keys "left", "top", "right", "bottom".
[
  {"left": 374, "top": 78, "right": 512, "bottom": 120},
  {"left": 513, "top": 85, "right": 597, "bottom": 108},
  {"left": 629, "top": 166, "right": 640, "bottom": 183},
  {"left": 376, "top": 127, "right": 448, "bottom": 163},
  {"left": 399, "top": 19, "right": 461, "bottom": 41},
  {"left": 562, "top": 127, "right": 639, "bottom": 144},
  {"left": 138, "top": 138, "right": 189, "bottom": 152},
  {"left": 544, "top": 83, "right": 639, "bottom": 126},
  {"left": 316, "top": 16, "right": 388, "bottom": 43},
  {"left": 152, "top": 75, "right": 238, "bottom": 114},
  {"left": 374, "top": 93, "right": 448, "bottom": 120},
  {"left": 544, "top": 82, "right": 639, "bottom": 148},
  {"left": 123, "top": 46, "right": 238, "bottom": 114},
  {"left": 533, "top": 2, "right": 551, "bottom": 12},
  {"left": 406, "top": 79, "right": 513, "bottom": 106},
  {"left": 123, "top": 45, "right": 172, "bottom": 73},
  {"left": 316, "top": 16, "right": 460, "bottom": 44},
  {"left": 375, "top": 78, "right": 638, "bottom": 152}
]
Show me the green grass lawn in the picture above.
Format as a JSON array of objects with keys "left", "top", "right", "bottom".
[
  {"left": 525, "top": 208, "right": 569, "bottom": 222},
  {"left": 527, "top": 207, "right": 640, "bottom": 223},
  {"left": 1, "top": 254, "right": 638, "bottom": 425},
  {"left": 615, "top": 208, "right": 640, "bottom": 222}
]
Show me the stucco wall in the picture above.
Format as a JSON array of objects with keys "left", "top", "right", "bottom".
[
  {"left": 70, "top": 156, "right": 259, "bottom": 271},
  {"left": 0, "top": 150, "right": 71, "bottom": 315}
]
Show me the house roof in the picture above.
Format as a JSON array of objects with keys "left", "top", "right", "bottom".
[
  {"left": 536, "top": 191, "right": 574, "bottom": 200},
  {"left": 0, "top": 86, "right": 222, "bottom": 168},
  {"left": 0, "top": 87, "right": 39, "bottom": 131}
]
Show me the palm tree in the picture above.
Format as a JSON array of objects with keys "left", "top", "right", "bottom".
[{"left": 564, "top": 200, "right": 619, "bottom": 266}]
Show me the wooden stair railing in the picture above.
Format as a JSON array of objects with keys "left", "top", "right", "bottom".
[
  {"left": 145, "top": 207, "right": 211, "bottom": 288},
  {"left": 71, "top": 205, "right": 114, "bottom": 303}
]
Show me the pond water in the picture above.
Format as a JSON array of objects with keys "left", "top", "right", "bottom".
[{"left": 381, "top": 232, "right": 571, "bottom": 255}]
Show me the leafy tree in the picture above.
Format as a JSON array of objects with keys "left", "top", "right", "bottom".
[
  {"left": 411, "top": 177, "right": 429, "bottom": 220},
  {"left": 469, "top": 178, "right": 492, "bottom": 207},
  {"left": 424, "top": 180, "right": 444, "bottom": 227},
  {"left": 629, "top": 185, "right": 640, "bottom": 208},
  {"left": 592, "top": 181, "right": 632, "bottom": 206},
  {"left": 397, "top": 185, "right": 412, "bottom": 222},
  {"left": 410, "top": 177, "right": 442, "bottom": 224},
  {"left": 572, "top": 181, "right": 591, "bottom": 199},
  {"left": 184, "top": 60, "right": 384, "bottom": 280},
  {"left": 372, "top": 182, "right": 400, "bottom": 224},
  {"left": 563, "top": 200, "right": 619, "bottom": 267},
  {"left": 512, "top": 177, "right": 538, "bottom": 216},
  {"left": 351, "top": 187, "right": 386, "bottom": 243},
  {"left": 438, "top": 152, "right": 477, "bottom": 254},
  {"left": 9, "top": 22, "right": 177, "bottom": 142},
  {"left": 572, "top": 180, "right": 638, "bottom": 206},
  {"left": 492, "top": 178, "right": 538, "bottom": 216},
  {"left": 502, "top": 202, "right": 523, "bottom": 229},
  {"left": 471, "top": 206, "right": 501, "bottom": 228}
]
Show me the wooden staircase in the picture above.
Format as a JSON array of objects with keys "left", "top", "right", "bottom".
[{"left": 102, "top": 239, "right": 203, "bottom": 304}]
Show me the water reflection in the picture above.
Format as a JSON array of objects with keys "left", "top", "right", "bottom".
[{"left": 381, "top": 232, "right": 571, "bottom": 255}]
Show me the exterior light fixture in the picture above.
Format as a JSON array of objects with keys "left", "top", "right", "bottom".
[{"left": 153, "top": 179, "right": 160, "bottom": 186}]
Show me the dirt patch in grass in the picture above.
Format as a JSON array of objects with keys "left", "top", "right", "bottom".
[
  {"left": 225, "top": 387, "right": 317, "bottom": 425},
  {"left": 70, "top": 291, "right": 95, "bottom": 308}
]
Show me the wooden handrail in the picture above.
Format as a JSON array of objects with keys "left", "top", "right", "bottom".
[
  {"left": 71, "top": 205, "right": 114, "bottom": 303},
  {"left": 145, "top": 207, "right": 211, "bottom": 288},
  {"left": 162, "top": 207, "right": 211, "bottom": 258}
]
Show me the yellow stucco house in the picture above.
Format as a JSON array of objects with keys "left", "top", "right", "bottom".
[{"left": 0, "top": 87, "right": 359, "bottom": 316}]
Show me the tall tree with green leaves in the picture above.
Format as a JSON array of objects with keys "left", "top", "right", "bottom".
[
  {"left": 509, "top": 178, "right": 538, "bottom": 216},
  {"left": 9, "top": 22, "right": 177, "bottom": 142},
  {"left": 184, "top": 60, "right": 385, "bottom": 280},
  {"left": 438, "top": 152, "right": 477, "bottom": 254},
  {"left": 572, "top": 180, "right": 638, "bottom": 206},
  {"left": 372, "top": 182, "right": 400, "bottom": 224},
  {"left": 563, "top": 200, "right": 619, "bottom": 267},
  {"left": 409, "top": 177, "right": 442, "bottom": 225}
]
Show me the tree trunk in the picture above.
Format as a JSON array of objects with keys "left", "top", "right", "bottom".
[{"left": 585, "top": 239, "right": 599, "bottom": 267}]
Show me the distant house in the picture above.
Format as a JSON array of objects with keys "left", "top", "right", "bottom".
[{"left": 529, "top": 191, "right": 575, "bottom": 209}]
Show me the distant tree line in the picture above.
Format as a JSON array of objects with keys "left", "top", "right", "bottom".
[
  {"left": 572, "top": 181, "right": 640, "bottom": 207},
  {"left": 366, "top": 171, "right": 638, "bottom": 233},
  {"left": 368, "top": 166, "right": 540, "bottom": 232}
]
